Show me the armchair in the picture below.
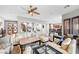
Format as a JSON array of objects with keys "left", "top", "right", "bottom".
[{"left": 0, "top": 35, "right": 11, "bottom": 54}]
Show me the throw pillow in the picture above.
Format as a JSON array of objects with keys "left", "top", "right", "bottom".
[{"left": 61, "top": 38, "right": 71, "bottom": 50}]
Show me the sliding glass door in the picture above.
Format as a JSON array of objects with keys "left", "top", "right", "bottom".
[
  {"left": 72, "top": 17, "right": 79, "bottom": 35},
  {"left": 64, "top": 19, "right": 70, "bottom": 35},
  {"left": 63, "top": 16, "right": 79, "bottom": 35}
]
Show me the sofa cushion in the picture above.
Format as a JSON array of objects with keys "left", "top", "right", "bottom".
[
  {"left": 23, "top": 46, "right": 32, "bottom": 54},
  {"left": 0, "top": 46, "right": 10, "bottom": 54},
  {"left": 0, "top": 36, "right": 11, "bottom": 54},
  {"left": 0, "top": 44, "right": 5, "bottom": 49},
  {"left": 12, "top": 45, "right": 21, "bottom": 54},
  {"left": 67, "top": 39, "right": 76, "bottom": 54},
  {"left": 40, "top": 36, "right": 49, "bottom": 42},
  {"left": 11, "top": 33, "right": 26, "bottom": 44},
  {"left": 0, "top": 36, "right": 11, "bottom": 48},
  {"left": 61, "top": 38, "right": 71, "bottom": 50},
  {"left": 0, "top": 35, "right": 10, "bottom": 44}
]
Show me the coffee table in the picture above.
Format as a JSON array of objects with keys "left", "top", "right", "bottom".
[{"left": 33, "top": 44, "right": 62, "bottom": 54}]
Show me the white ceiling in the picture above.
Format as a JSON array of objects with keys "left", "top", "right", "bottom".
[{"left": 0, "top": 5, "right": 79, "bottom": 23}]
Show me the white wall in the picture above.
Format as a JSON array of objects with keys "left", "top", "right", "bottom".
[
  {"left": 0, "top": 15, "right": 49, "bottom": 35},
  {"left": 17, "top": 16, "right": 49, "bottom": 35},
  {"left": 0, "top": 13, "right": 62, "bottom": 36},
  {"left": 0, "top": 16, "right": 4, "bottom": 29},
  {"left": 46, "top": 15, "right": 62, "bottom": 24},
  {"left": 62, "top": 8, "right": 79, "bottom": 19}
]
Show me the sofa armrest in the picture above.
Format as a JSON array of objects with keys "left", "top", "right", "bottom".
[
  {"left": 0, "top": 46, "right": 11, "bottom": 54},
  {"left": 47, "top": 42, "right": 68, "bottom": 54},
  {"left": 68, "top": 39, "right": 76, "bottom": 54}
]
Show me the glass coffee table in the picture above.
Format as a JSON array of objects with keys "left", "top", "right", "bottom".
[{"left": 33, "top": 44, "right": 62, "bottom": 54}]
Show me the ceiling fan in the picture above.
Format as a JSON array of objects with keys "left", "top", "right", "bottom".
[{"left": 22, "top": 5, "right": 40, "bottom": 16}]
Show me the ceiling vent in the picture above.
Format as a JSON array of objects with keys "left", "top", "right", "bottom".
[{"left": 64, "top": 5, "right": 70, "bottom": 8}]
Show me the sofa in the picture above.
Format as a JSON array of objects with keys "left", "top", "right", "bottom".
[
  {"left": 23, "top": 46, "right": 33, "bottom": 54},
  {"left": 0, "top": 35, "right": 12, "bottom": 54},
  {"left": 47, "top": 38, "right": 76, "bottom": 54}
]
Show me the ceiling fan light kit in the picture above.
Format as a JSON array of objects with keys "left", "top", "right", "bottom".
[
  {"left": 29, "top": 12, "right": 33, "bottom": 16},
  {"left": 27, "top": 5, "right": 40, "bottom": 16}
]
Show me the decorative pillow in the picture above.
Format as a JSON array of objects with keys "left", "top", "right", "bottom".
[
  {"left": 49, "top": 37, "right": 53, "bottom": 41},
  {"left": 61, "top": 38, "right": 71, "bottom": 50},
  {"left": 67, "top": 39, "right": 76, "bottom": 54},
  {"left": 50, "top": 33, "right": 53, "bottom": 37},
  {"left": 54, "top": 38, "right": 60, "bottom": 44},
  {"left": 40, "top": 36, "right": 49, "bottom": 42},
  {"left": 50, "top": 34, "right": 53, "bottom": 41},
  {"left": 12, "top": 45, "right": 21, "bottom": 54}
]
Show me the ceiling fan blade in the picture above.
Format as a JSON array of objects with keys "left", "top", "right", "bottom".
[
  {"left": 31, "top": 7, "right": 37, "bottom": 12},
  {"left": 33, "top": 11, "right": 40, "bottom": 15}
]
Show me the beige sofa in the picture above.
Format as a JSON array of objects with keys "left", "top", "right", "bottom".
[
  {"left": 23, "top": 46, "right": 32, "bottom": 54},
  {"left": 47, "top": 39, "right": 76, "bottom": 54},
  {"left": 39, "top": 35, "right": 49, "bottom": 42}
]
